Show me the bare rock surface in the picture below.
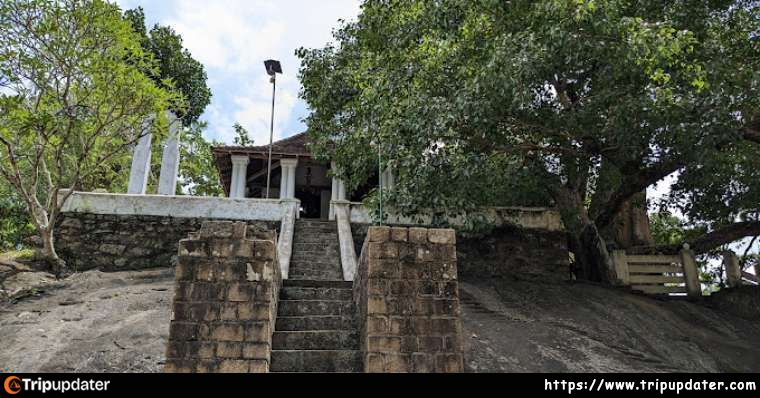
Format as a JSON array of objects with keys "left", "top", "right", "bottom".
[
  {"left": 0, "top": 268, "right": 173, "bottom": 373},
  {"left": 461, "top": 278, "right": 760, "bottom": 373},
  {"left": 1, "top": 268, "right": 759, "bottom": 373}
]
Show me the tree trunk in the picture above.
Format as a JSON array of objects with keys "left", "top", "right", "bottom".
[
  {"left": 608, "top": 191, "right": 654, "bottom": 249},
  {"left": 589, "top": 161, "right": 653, "bottom": 250},
  {"left": 39, "top": 226, "right": 64, "bottom": 275},
  {"left": 555, "top": 188, "right": 617, "bottom": 283}
]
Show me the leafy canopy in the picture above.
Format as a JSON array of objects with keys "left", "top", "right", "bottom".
[
  {"left": 0, "top": 0, "right": 178, "bottom": 266},
  {"left": 298, "top": 0, "right": 759, "bottom": 228},
  {"left": 298, "top": 0, "right": 760, "bottom": 279},
  {"left": 124, "top": 7, "right": 212, "bottom": 126}
]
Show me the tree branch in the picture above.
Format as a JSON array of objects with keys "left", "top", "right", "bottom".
[
  {"left": 593, "top": 158, "right": 683, "bottom": 229},
  {"left": 644, "top": 221, "right": 760, "bottom": 255}
]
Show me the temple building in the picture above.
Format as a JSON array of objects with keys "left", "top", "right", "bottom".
[{"left": 212, "top": 132, "right": 385, "bottom": 220}]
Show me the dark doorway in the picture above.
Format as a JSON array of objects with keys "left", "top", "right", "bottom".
[{"left": 296, "top": 188, "right": 321, "bottom": 219}]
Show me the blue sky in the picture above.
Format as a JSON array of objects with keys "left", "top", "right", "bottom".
[{"left": 114, "top": 0, "right": 360, "bottom": 145}]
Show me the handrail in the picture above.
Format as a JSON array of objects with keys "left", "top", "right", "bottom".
[{"left": 333, "top": 200, "right": 358, "bottom": 282}]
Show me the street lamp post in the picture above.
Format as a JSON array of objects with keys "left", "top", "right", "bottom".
[{"left": 264, "top": 59, "right": 282, "bottom": 199}]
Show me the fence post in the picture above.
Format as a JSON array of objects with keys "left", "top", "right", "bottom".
[
  {"left": 611, "top": 250, "right": 629, "bottom": 286},
  {"left": 680, "top": 244, "right": 701, "bottom": 299},
  {"left": 723, "top": 250, "right": 742, "bottom": 288}
]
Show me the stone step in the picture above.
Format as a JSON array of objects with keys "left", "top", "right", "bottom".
[
  {"left": 277, "top": 300, "right": 354, "bottom": 316},
  {"left": 287, "top": 270, "right": 343, "bottom": 278},
  {"left": 283, "top": 279, "right": 352, "bottom": 289},
  {"left": 287, "top": 273, "right": 344, "bottom": 282},
  {"left": 272, "top": 330, "right": 358, "bottom": 350},
  {"left": 282, "top": 268, "right": 351, "bottom": 288},
  {"left": 287, "top": 266, "right": 343, "bottom": 276},
  {"left": 275, "top": 315, "right": 356, "bottom": 331},
  {"left": 293, "top": 243, "right": 339, "bottom": 251},
  {"left": 280, "top": 286, "right": 352, "bottom": 301},
  {"left": 289, "top": 259, "right": 340, "bottom": 267},
  {"left": 293, "top": 227, "right": 338, "bottom": 233},
  {"left": 290, "top": 252, "right": 340, "bottom": 262},
  {"left": 269, "top": 350, "right": 362, "bottom": 373},
  {"left": 295, "top": 220, "right": 337, "bottom": 226},
  {"left": 289, "top": 264, "right": 340, "bottom": 271},
  {"left": 293, "top": 237, "right": 339, "bottom": 244}
]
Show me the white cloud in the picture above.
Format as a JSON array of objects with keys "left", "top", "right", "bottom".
[{"left": 114, "top": 0, "right": 360, "bottom": 144}]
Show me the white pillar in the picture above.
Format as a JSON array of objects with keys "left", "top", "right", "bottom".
[
  {"left": 127, "top": 116, "right": 154, "bottom": 194},
  {"left": 380, "top": 167, "right": 395, "bottom": 191},
  {"left": 329, "top": 161, "right": 348, "bottom": 220},
  {"left": 230, "top": 155, "right": 250, "bottom": 198},
  {"left": 279, "top": 158, "right": 298, "bottom": 199},
  {"left": 279, "top": 162, "right": 289, "bottom": 200},
  {"left": 330, "top": 162, "right": 338, "bottom": 220},
  {"left": 723, "top": 251, "right": 742, "bottom": 288},
  {"left": 158, "top": 112, "right": 181, "bottom": 195},
  {"left": 337, "top": 178, "right": 346, "bottom": 201}
]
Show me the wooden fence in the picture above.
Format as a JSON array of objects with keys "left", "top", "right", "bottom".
[{"left": 612, "top": 245, "right": 701, "bottom": 298}]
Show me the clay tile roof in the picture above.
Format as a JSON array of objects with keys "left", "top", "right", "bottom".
[{"left": 212, "top": 131, "right": 312, "bottom": 157}]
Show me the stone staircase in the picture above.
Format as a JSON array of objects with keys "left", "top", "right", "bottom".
[
  {"left": 287, "top": 219, "right": 343, "bottom": 280},
  {"left": 270, "top": 220, "right": 361, "bottom": 372}
]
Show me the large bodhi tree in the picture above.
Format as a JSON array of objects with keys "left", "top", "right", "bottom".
[
  {"left": 298, "top": 0, "right": 760, "bottom": 282},
  {"left": 0, "top": 0, "right": 177, "bottom": 272}
]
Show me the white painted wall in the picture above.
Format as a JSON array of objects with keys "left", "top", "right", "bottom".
[
  {"left": 347, "top": 203, "right": 564, "bottom": 231},
  {"left": 59, "top": 191, "right": 286, "bottom": 221}
]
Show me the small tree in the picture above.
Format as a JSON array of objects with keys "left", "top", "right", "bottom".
[
  {"left": 0, "top": 0, "right": 177, "bottom": 272},
  {"left": 179, "top": 121, "right": 224, "bottom": 196},
  {"left": 233, "top": 122, "right": 254, "bottom": 147}
]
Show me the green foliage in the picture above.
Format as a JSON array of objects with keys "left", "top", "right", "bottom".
[
  {"left": 0, "top": 188, "right": 34, "bottom": 250},
  {"left": 298, "top": 0, "right": 760, "bottom": 275},
  {"left": 178, "top": 122, "right": 223, "bottom": 196},
  {"left": 0, "top": 0, "right": 178, "bottom": 266},
  {"left": 233, "top": 123, "right": 254, "bottom": 147},
  {"left": 123, "top": 7, "right": 212, "bottom": 126}
]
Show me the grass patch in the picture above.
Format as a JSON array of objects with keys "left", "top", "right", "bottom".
[{"left": 0, "top": 248, "right": 36, "bottom": 261}]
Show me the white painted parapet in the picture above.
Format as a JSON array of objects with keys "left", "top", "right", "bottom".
[
  {"left": 346, "top": 203, "right": 565, "bottom": 231},
  {"left": 333, "top": 200, "right": 358, "bottom": 281},
  {"left": 158, "top": 112, "right": 181, "bottom": 195},
  {"left": 277, "top": 199, "right": 299, "bottom": 279},
  {"left": 59, "top": 191, "right": 286, "bottom": 221}
]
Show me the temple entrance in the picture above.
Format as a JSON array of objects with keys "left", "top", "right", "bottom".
[{"left": 296, "top": 188, "right": 322, "bottom": 219}]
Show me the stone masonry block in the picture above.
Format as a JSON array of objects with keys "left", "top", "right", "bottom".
[
  {"left": 199, "top": 221, "right": 247, "bottom": 240},
  {"left": 368, "top": 336, "right": 402, "bottom": 352},
  {"left": 390, "top": 227, "right": 408, "bottom": 242},
  {"left": 178, "top": 240, "right": 208, "bottom": 257},
  {"left": 211, "top": 324, "right": 245, "bottom": 342},
  {"left": 368, "top": 242, "right": 399, "bottom": 260},
  {"left": 368, "top": 226, "right": 390, "bottom": 242},
  {"left": 427, "top": 229, "right": 456, "bottom": 245},
  {"left": 242, "top": 343, "right": 269, "bottom": 360},
  {"left": 243, "top": 322, "right": 271, "bottom": 342},
  {"left": 408, "top": 228, "right": 428, "bottom": 244},
  {"left": 218, "top": 359, "right": 249, "bottom": 373},
  {"left": 368, "top": 316, "right": 389, "bottom": 334},
  {"left": 249, "top": 360, "right": 269, "bottom": 373},
  {"left": 216, "top": 342, "right": 243, "bottom": 358}
]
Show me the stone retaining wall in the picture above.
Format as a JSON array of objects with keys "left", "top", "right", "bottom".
[
  {"left": 351, "top": 224, "right": 570, "bottom": 282},
  {"left": 54, "top": 213, "right": 277, "bottom": 272},
  {"left": 354, "top": 226, "right": 464, "bottom": 373},
  {"left": 164, "top": 221, "right": 281, "bottom": 373}
]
